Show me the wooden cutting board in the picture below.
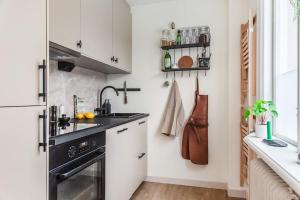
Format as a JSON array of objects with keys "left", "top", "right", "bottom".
[{"left": 178, "top": 56, "right": 193, "bottom": 68}]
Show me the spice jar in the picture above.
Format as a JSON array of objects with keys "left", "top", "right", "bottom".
[
  {"left": 161, "top": 30, "right": 168, "bottom": 47},
  {"left": 199, "top": 26, "right": 210, "bottom": 46},
  {"left": 166, "top": 30, "right": 172, "bottom": 46}
]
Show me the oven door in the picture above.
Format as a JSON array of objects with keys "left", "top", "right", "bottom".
[{"left": 49, "top": 150, "right": 105, "bottom": 200}]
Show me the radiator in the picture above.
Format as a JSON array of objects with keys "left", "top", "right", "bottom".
[{"left": 250, "top": 159, "right": 299, "bottom": 200}]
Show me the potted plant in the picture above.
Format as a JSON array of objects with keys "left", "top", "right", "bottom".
[{"left": 244, "top": 100, "right": 278, "bottom": 138}]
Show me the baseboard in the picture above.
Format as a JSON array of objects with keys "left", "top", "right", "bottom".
[
  {"left": 145, "top": 176, "right": 227, "bottom": 190},
  {"left": 145, "top": 176, "right": 247, "bottom": 198},
  {"left": 227, "top": 188, "right": 247, "bottom": 198}
]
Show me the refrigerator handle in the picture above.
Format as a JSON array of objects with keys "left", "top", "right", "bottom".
[
  {"left": 38, "top": 60, "right": 47, "bottom": 102},
  {"left": 39, "top": 110, "right": 47, "bottom": 152}
]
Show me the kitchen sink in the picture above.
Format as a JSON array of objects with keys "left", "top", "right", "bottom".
[{"left": 98, "top": 113, "right": 143, "bottom": 118}]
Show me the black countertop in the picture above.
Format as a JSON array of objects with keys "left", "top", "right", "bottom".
[{"left": 49, "top": 113, "right": 149, "bottom": 146}]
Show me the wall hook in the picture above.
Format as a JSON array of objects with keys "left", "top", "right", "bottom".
[
  {"left": 181, "top": 71, "right": 183, "bottom": 77},
  {"left": 189, "top": 71, "right": 191, "bottom": 77}
]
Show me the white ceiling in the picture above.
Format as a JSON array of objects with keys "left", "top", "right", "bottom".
[{"left": 126, "top": 0, "right": 176, "bottom": 7}]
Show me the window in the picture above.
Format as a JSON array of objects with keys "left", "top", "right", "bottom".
[{"left": 273, "top": 0, "right": 298, "bottom": 144}]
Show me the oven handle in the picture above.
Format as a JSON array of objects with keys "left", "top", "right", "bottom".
[{"left": 56, "top": 152, "right": 105, "bottom": 180}]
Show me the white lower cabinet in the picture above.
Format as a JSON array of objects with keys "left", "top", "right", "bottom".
[{"left": 106, "top": 118, "right": 147, "bottom": 200}]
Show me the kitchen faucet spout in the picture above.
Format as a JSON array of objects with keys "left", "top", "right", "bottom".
[{"left": 96, "top": 86, "right": 119, "bottom": 116}]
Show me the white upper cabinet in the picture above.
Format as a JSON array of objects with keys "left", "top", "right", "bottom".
[
  {"left": 50, "top": 0, "right": 81, "bottom": 52},
  {"left": 81, "top": 0, "right": 113, "bottom": 63},
  {"left": 0, "top": 0, "right": 47, "bottom": 107},
  {"left": 49, "top": 0, "right": 132, "bottom": 73},
  {"left": 112, "top": 0, "right": 132, "bottom": 72}
]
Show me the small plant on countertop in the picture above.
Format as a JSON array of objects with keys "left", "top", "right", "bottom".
[{"left": 244, "top": 100, "right": 278, "bottom": 125}]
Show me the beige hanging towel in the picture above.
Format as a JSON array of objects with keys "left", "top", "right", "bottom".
[{"left": 161, "top": 81, "right": 185, "bottom": 136}]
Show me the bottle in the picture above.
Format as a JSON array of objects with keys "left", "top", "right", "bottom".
[
  {"left": 170, "top": 22, "right": 176, "bottom": 45},
  {"left": 102, "top": 99, "right": 108, "bottom": 115},
  {"left": 106, "top": 99, "right": 112, "bottom": 114},
  {"left": 164, "top": 50, "right": 172, "bottom": 69},
  {"left": 176, "top": 30, "right": 182, "bottom": 45}
]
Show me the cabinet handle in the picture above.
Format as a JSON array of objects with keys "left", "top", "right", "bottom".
[
  {"left": 38, "top": 60, "right": 47, "bottom": 102},
  {"left": 77, "top": 40, "right": 82, "bottom": 48},
  {"left": 138, "top": 153, "right": 146, "bottom": 159},
  {"left": 139, "top": 121, "right": 146, "bottom": 125},
  {"left": 117, "top": 128, "right": 128, "bottom": 134},
  {"left": 114, "top": 57, "right": 119, "bottom": 63},
  {"left": 39, "top": 110, "right": 47, "bottom": 152},
  {"left": 111, "top": 56, "right": 115, "bottom": 62}
]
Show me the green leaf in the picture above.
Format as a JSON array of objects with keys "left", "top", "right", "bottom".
[
  {"left": 271, "top": 110, "right": 278, "bottom": 118},
  {"left": 269, "top": 104, "right": 276, "bottom": 110},
  {"left": 247, "top": 99, "right": 279, "bottom": 119},
  {"left": 244, "top": 109, "right": 251, "bottom": 119}
]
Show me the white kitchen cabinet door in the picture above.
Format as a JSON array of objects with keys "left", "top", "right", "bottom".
[
  {"left": 0, "top": 107, "right": 47, "bottom": 200},
  {"left": 106, "top": 123, "right": 134, "bottom": 200},
  {"left": 106, "top": 119, "right": 148, "bottom": 200},
  {"left": 112, "top": 0, "right": 132, "bottom": 72},
  {"left": 135, "top": 119, "right": 147, "bottom": 187},
  {"left": 0, "top": 0, "right": 47, "bottom": 107},
  {"left": 81, "top": 0, "right": 113, "bottom": 64},
  {"left": 129, "top": 119, "right": 147, "bottom": 193},
  {"left": 50, "top": 0, "right": 81, "bottom": 52}
]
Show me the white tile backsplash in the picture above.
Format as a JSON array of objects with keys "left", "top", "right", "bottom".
[{"left": 49, "top": 60, "right": 107, "bottom": 117}]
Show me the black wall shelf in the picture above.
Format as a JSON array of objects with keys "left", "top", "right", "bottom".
[
  {"left": 162, "top": 67, "right": 210, "bottom": 72},
  {"left": 161, "top": 42, "right": 210, "bottom": 50}
]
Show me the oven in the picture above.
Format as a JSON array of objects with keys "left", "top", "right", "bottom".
[{"left": 49, "top": 132, "right": 105, "bottom": 200}]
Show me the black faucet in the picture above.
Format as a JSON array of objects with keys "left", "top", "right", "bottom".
[{"left": 96, "top": 86, "right": 119, "bottom": 116}]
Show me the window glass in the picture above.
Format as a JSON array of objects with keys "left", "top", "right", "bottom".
[{"left": 274, "top": 0, "right": 298, "bottom": 142}]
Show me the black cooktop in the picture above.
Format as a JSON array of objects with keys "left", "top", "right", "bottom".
[
  {"left": 49, "top": 113, "right": 149, "bottom": 146},
  {"left": 50, "top": 122, "right": 102, "bottom": 137}
]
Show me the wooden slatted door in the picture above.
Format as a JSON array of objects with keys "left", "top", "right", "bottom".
[{"left": 240, "top": 11, "right": 256, "bottom": 187}]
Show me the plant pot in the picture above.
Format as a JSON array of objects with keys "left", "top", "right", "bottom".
[{"left": 255, "top": 124, "right": 267, "bottom": 138}]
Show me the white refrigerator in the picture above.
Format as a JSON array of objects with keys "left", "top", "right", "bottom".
[{"left": 0, "top": 0, "right": 48, "bottom": 199}]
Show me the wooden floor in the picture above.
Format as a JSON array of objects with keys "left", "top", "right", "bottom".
[{"left": 131, "top": 182, "right": 245, "bottom": 200}]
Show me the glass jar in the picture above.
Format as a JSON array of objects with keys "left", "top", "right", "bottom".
[
  {"left": 181, "top": 28, "right": 187, "bottom": 44},
  {"left": 199, "top": 26, "right": 210, "bottom": 46},
  {"left": 191, "top": 28, "right": 198, "bottom": 44},
  {"left": 161, "top": 30, "right": 168, "bottom": 47},
  {"left": 184, "top": 29, "right": 191, "bottom": 44},
  {"left": 166, "top": 30, "right": 172, "bottom": 46}
]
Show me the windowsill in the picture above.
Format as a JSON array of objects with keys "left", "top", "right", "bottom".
[{"left": 244, "top": 134, "right": 300, "bottom": 196}]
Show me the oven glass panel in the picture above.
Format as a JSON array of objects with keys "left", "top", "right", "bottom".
[{"left": 57, "top": 161, "right": 103, "bottom": 200}]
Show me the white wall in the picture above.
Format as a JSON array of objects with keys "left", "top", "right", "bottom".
[
  {"left": 107, "top": 0, "right": 229, "bottom": 185},
  {"left": 227, "top": 0, "right": 249, "bottom": 194}
]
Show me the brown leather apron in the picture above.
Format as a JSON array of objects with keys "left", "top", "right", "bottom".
[{"left": 182, "top": 78, "right": 208, "bottom": 165}]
